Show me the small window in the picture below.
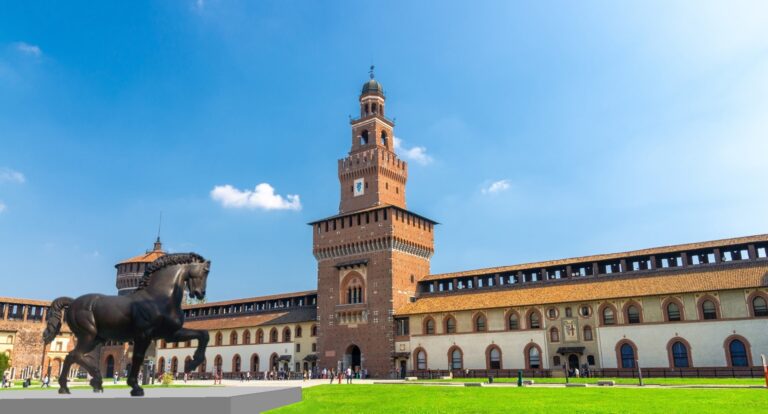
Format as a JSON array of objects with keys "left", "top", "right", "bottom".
[
  {"left": 529, "top": 311, "right": 541, "bottom": 329},
  {"left": 667, "top": 302, "right": 681, "bottom": 321},
  {"left": 475, "top": 314, "right": 487, "bottom": 332},
  {"left": 583, "top": 326, "right": 593, "bottom": 341},
  {"left": 547, "top": 308, "right": 558, "bottom": 319},
  {"left": 425, "top": 318, "right": 435, "bottom": 335},
  {"left": 627, "top": 305, "right": 641, "bottom": 324},
  {"left": 620, "top": 343, "right": 635, "bottom": 368},
  {"left": 701, "top": 300, "right": 718, "bottom": 320},
  {"left": 752, "top": 296, "right": 768, "bottom": 317},
  {"left": 602, "top": 307, "right": 615, "bottom": 325},
  {"left": 565, "top": 307, "right": 573, "bottom": 318},
  {"left": 450, "top": 348, "right": 462, "bottom": 369},
  {"left": 671, "top": 341, "right": 689, "bottom": 367},
  {"left": 550, "top": 327, "right": 560, "bottom": 342},
  {"left": 553, "top": 356, "right": 561, "bottom": 367},
  {"left": 508, "top": 313, "right": 519, "bottom": 330},
  {"left": 579, "top": 305, "right": 591, "bottom": 317},
  {"left": 587, "top": 355, "right": 595, "bottom": 365},
  {"left": 445, "top": 317, "right": 456, "bottom": 334}
]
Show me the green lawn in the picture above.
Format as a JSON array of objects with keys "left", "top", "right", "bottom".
[
  {"left": 268, "top": 384, "right": 768, "bottom": 414},
  {"left": 419, "top": 376, "right": 765, "bottom": 386}
]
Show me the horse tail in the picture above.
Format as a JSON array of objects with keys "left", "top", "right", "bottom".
[{"left": 43, "top": 297, "right": 73, "bottom": 344}]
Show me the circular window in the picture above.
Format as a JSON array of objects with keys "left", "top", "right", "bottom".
[
  {"left": 579, "top": 305, "right": 592, "bottom": 317},
  {"left": 546, "top": 307, "right": 559, "bottom": 319}
]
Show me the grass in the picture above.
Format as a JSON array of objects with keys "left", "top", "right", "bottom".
[
  {"left": 419, "top": 376, "right": 766, "bottom": 386},
  {"left": 268, "top": 384, "right": 768, "bottom": 414}
]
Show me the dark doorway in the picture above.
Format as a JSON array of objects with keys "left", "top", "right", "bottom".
[
  {"left": 568, "top": 354, "right": 579, "bottom": 373},
  {"left": 105, "top": 355, "right": 115, "bottom": 378},
  {"left": 345, "top": 344, "right": 361, "bottom": 371},
  {"left": 399, "top": 360, "right": 407, "bottom": 379}
]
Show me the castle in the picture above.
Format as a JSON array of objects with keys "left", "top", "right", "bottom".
[{"left": 2, "top": 74, "right": 767, "bottom": 381}]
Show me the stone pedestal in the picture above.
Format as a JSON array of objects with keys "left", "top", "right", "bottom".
[{"left": 0, "top": 386, "right": 301, "bottom": 414}]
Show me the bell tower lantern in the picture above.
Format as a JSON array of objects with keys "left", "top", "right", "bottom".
[{"left": 340, "top": 66, "right": 406, "bottom": 213}]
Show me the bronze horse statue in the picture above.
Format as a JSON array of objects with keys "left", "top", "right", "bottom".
[{"left": 43, "top": 253, "right": 211, "bottom": 396}]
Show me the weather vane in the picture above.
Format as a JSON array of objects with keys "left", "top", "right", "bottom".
[{"left": 369, "top": 65, "right": 375, "bottom": 79}]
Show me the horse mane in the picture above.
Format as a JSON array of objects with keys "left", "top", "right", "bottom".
[{"left": 135, "top": 253, "right": 206, "bottom": 291}]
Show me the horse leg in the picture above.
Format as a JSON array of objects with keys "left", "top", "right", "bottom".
[
  {"left": 127, "top": 338, "right": 150, "bottom": 397},
  {"left": 167, "top": 328, "right": 209, "bottom": 373},
  {"left": 82, "top": 344, "right": 104, "bottom": 392},
  {"left": 58, "top": 337, "right": 99, "bottom": 394},
  {"left": 58, "top": 353, "right": 76, "bottom": 394}
]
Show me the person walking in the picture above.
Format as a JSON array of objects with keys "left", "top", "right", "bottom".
[
  {"left": 329, "top": 369, "right": 335, "bottom": 384},
  {"left": 346, "top": 367, "right": 352, "bottom": 384}
]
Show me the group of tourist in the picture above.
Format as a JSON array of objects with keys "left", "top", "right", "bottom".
[{"left": 320, "top": 367, "right": 366, "bottom": 384}]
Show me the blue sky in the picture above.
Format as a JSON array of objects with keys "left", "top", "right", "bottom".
[{"left": 1, "top": 1, "right": 767, "bottom": 301}]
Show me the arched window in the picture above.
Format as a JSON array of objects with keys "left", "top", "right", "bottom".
[
  {"left": 474, "top": 313, "right": 487, "bottom": 332},
  {"left": 670, "top": 341, "right": 690, "bottom": 368},
  {"left": 487, "top": 346, "right": 502, "bottom": 370},
  {"left": 700, "top": 299, "right": 718, "bottom": 320},
  {"left": 342, "top": 273, "right": 365, "bottom": 304},
  {"left": 527, "top": 310, "right": 541, "bottom": 329},
  {"left": 601, "top": 305, "right": 616, "bottom": 325},
  {"left": 232, "top": 354, "right": 241, "bottom": 372},
  {"left": 449, "top": 347, "right": 463, "bottom": 370},
  {"left": 424, "top": 318, "right": 435, "bottom": 335},
  {"left": 310, "top": 325, "right": 318, "bottom": 337},
  {"left": 282, "top": 327, "right": 291, "bottom": 342},
  {"left": 360, "top": 130, "right": 369, "bottom": 146},
  {"left": 230, "top": 331, "right": 238, "bottom": 345},
  {"left": 507, "top": 311, "right": 520, "bottom": 330},
  {"left": 414, "top": 348, "right": 427, "bottom": 370},
  {"left": 619, "top": 342, "right": 636, "bottom": 368},
  {"left": 243, "top": 330, "right": 251, "bottom": 345},
  {"left": 583, "top": 325, "right": 593, "bottom": 341},
  {"left": 666, "top": 301, "right": 682, "bottom": 322},
  {"left": 214, "top": 355, "right": 223, "bottom": 374},
  {"left": 550, "top": 327, "right": 560, "bottom": 342},
  {"left": 257, "top": 329, "right": 264, "bottom": 344},
  {"left": 526, "top": 344, "right": 541, "bottom": 369},
  {"left": 728, "top": 339, "right": 749, "bottom": 367},
  {"left": 251, "top": 354, "right": 260, "bottom": 373},
  {"left": 751, "top": 295, "right": 768, "bottom": 317},
  {"left": 215, "top": 332, "right": 223, "bottom": 346},
  {"left": 626, "top": 304, "right": 641, "bottom": 324},
  {"left": 270, "top": 328, "right": 278, "bottom": 343},
  {"left": 444, "top": 316, "right": 457, "bottom": 334},
  {"left": 157, "top": 357, "right": 165, "bottom": 373},
  {"left": 381, "top": 131, "right": 388, "bottom": 147},
  {"left": 295, "top": 326, "right": 303, "bottom": 338}
]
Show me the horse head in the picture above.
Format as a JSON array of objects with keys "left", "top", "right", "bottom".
[{"left": 185, "top": 260, "right": 210, "bottom": 300}]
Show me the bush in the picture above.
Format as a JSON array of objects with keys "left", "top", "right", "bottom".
[
  {"left": 0, "top": 353, "right": 9, "bottom": 376},
  {"left": 161, "top": 372, "right": 174, "bottom": 386}
]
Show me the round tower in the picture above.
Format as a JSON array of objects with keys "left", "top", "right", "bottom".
[{"left": 115, "top": 238, "right": 166, "bottom": 296}]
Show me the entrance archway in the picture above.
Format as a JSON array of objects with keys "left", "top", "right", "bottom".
[
  {"left": 568, "top": 354, "right": 579, "bottom": 372},
  {"left": 105, "top": 355, "right": 115, "bottom": 378},
  {"left": 345, "top": 344, "right": 361, "bottom": 373}
]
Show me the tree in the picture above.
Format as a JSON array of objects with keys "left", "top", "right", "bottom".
[{"left": 0, "top": 353, "right": 9, "bottom": 377}]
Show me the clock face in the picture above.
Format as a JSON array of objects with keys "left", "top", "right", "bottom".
[{"left": 354, "top": 178, "right": 365, "bottom": 197}]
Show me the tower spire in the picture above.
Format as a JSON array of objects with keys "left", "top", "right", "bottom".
[
  {"left": 369, "top": 64, "right": 375, "bottom": 79},
  {"left": 153, "top": 212, "right": 163, "bottom": 251}
]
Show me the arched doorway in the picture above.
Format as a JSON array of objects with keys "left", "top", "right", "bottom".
[
  {"left": 568, "top": 354, "right": 580, "bottom": 373},
  {"left": 345, "top": 344, "right": 361, "bottom": 373},
  {"left": 105, "top": 355, "right": 115, "bottom": 378},
  {"left": 270, "top": 353, "right": 279, "bottom": 371}
]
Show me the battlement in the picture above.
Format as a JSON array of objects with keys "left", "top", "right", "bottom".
[{"left": 338, "top": 147, "right": 408, "bottom": 178}]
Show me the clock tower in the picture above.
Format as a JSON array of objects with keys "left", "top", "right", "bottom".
[{"left": 312, "top": 69, "right": 436, "bottom": 377}]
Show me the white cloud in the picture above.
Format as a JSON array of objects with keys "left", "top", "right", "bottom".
[
  {"left": 15, "top": 42, "right": 41, "bottom": 57},
  {"left": 210, "top": 183, "right": 301, "bottom": 211},
  {"left": 482, "top": 179, "right": 511, "bottom": 195},
  {"left": 394, "top": 137, "right": 433, "bottom": 165},
  {"left": 0, "top": 167, "right": 25, "bottom": 184},
  {"left": 0, "top": 202, "right": 5, "bottom": 214}
]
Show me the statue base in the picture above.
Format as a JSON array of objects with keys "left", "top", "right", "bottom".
[{"left": 0, "top": 386, "right": 301, "bottom": 414}]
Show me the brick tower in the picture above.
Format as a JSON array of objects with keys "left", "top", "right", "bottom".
[{"left": 312, "top": 70, "right": 436, "bottom": 377}]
